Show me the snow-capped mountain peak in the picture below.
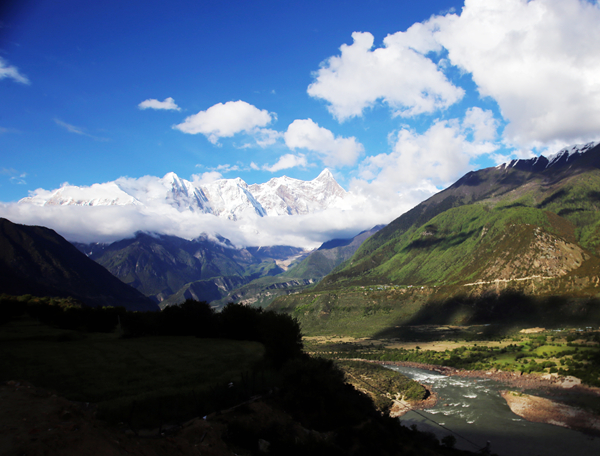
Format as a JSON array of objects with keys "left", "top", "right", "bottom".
[
  {"left": 248, "top": 168, "right": 348, "bottom": 216},
  {"left": 496, "top": 141, "right": 600, "bottom": 172},
  {"left": 19, "top": 170, "right": 350, "bottom": 221},
  {"left": 546, "top": 141, "right": 599, "bottom": 168}
]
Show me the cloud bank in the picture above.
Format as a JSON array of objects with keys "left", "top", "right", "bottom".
[
  {"left": 308, "top": 0, "right": 600, "bottom": 151},
  {"left": 431, "top": 0, "right": 600, "bottom": 149}
]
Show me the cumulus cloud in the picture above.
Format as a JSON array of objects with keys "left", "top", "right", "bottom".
[
  {"left": 284, "top": 119, "right": 363, "bottom": 167},
  {"left": 309, "top": 0, "right": 600, "bottom": 150},
  {"left": 354, "top": 109, "right": 499, "bottom": 215},
  {"left": 173, "top": 100, "right": 273, "bottom": 143},
  {"left": 307, "top": 30, "right": 464, "bottom": 121},
  {"left": 263, "top": 154, "right": 308, "bottom": 172},
  {"left": 138, "top": 97, "right": 181, "bottom": 111},
  {"left": 430, "top": 0, "right": 600, "bottom": 148},
  {"left": 0, "top": 57, "right": 30, "bottom": 85},
  {"left": 462, "top": 107, "right": 499, "bottom": 142}
]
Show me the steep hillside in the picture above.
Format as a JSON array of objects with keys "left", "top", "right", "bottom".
[
  {"left": 0, "top": 218, "right": 158, "bottom": 311},
  {"left": 269, "top": 142, "right": 600, "bottom": 335},
  {"left": 75, "top": 233, "right": 304, "bottom": 305},
  {"left": 319, "top": 142, "right": 600, "bottom": 290}
]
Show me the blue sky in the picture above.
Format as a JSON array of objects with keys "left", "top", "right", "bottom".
[
  {"left": 2, "top": 0, "right": 600, "bottom": 245},
  {"left": 0, "top": 0, "right": 469, "bottom": 201}
]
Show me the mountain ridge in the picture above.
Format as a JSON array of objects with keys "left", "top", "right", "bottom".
[
  {"left": 0, "top": 218, "right": 158, "bottom": 311},
  {"left": 74, "top": 232, "right": 307, "bottom": 305},
  {"left": 268, "top": 141, "right": 600, "bottom": 335},
  {"left": 20, "top": 169, "right": 349, "bottom": 222}
]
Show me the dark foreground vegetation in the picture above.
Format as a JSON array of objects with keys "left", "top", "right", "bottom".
[{"left": 0, "top": 294, "right": 476, "bottom": 455}]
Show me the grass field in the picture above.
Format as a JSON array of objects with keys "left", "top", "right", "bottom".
[{"left": 0, "top": 316, "right": 268, "bottom": 427}]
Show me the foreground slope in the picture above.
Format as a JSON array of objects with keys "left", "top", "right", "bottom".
[{"left": 0, "top": 218, "right": 158, "bottom": 311}]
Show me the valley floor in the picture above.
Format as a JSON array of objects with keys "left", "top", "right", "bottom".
[{"left": 306, "top": 329, "right": 600, "bottom": 436}]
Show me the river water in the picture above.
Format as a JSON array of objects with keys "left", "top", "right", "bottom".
[{"left": 386, "top": 365, "right": 600, "bottom": 456}]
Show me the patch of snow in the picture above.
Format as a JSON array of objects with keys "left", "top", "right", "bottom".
[{"left": 545, "top": 141, "right": 599, "bottom": 168}]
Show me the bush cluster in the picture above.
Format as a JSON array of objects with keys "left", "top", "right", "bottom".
[{"left": 1, "top": 296, "right": 303, "bottom": 368}]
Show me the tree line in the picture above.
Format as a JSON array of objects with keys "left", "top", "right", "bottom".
[{"left": 0, "top": 295, "right": 302, "bottom": 367}]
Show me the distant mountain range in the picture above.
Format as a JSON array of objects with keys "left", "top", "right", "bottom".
[
  {"left": 20, "top": 169, "right": 349, "bottom": 221},
  {"left": 270, "top": 141, "right": 600, "bottom": 333},
  {"left": 7, "top": 140, "right": 600, "bottom": 333},
  {"left": 209, "top": 225, "right": 384, "bottom": 309},
  {"left": 72, "top": 225, "right": 383, "bottom": 309},
  {"left": 0, "top": 218, "right": 158, "bottom": 311},
  {"left": 74, "top": 234, "right": 309, "bottom": 307}
]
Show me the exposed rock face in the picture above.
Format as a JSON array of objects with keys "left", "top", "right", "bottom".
[{"left": 476, "top": 225, "right": 588, "bottom": 283}]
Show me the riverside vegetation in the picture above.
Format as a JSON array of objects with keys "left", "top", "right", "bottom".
[
  {"left": 0, "top": 294, "right": 475, "bottom": 455},
  {"left": 306, "top": 328, "right": 600, "bottom": 389}
]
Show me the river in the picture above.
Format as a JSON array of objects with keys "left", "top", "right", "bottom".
[{"left": 386, "top": 365, "right": 600, "bottom": 456}]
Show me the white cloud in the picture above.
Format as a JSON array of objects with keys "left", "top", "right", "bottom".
[
  {"left": 430, "top": 0, "right": 600, "bottom": 148},
  {"left": 0, "top": 200, "right": 382, "bottom": 248},
  {"left": 215, "top": 164, "right": 240, "bottom": 172},
  {"left": 353, "top": 110, "right": 499, "bottom": 217},
  {"left": 54, "top": 118, "right": 86, "bottom": 135},
  {"left": 138, "top": 97, "right": 181, "bottom": 111},
  {"left": 263, "top": 154, "right": 308, "bottom": 172},
  {"left": 0, "top": 57, "right": 30, "bottom": 85},
  {"left": 462, "top": 107, "right": 498, "bottom": 142},
  {"left": 254, "top": 128, "right": 282, "bottom": 147},
  {"left": 284, "top": 119, "right": 363, "bottom": 167},
  {"left": 307, "top": 30, "right": 464, "bottom": 121},
  {"left": 10, "top": 173, "right": 27, "bottom": 185},
  {"left": 191, "top": 171, "right": 223, "bottom": 185},
  {"left": 173, "top": 100, "right": 273, "bottom": 143}
]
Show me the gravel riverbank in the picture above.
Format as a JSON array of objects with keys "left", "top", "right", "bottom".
[{"left": 365, "top": 360, "right": 600, "bottom": 434}]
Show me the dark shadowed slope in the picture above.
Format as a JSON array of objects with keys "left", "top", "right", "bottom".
[{"left": 0, "top": 218, "right": 158, "bottom": 311}]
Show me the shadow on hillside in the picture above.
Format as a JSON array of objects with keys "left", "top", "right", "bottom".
[
  {"left": 588, "top": 190, "right": 600, "bottom": 202},
  {"left": 372, "top": 290, "right": 600, "bottom": 340},
  {"left": 496, "top": 202, "right": 527, "bottom": 209},
  {"left": 537, "top": 189, "right": 568, "bottom": 208},
  {"left": 403, "top": 230, "right": 477, "bottom": 251}
]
